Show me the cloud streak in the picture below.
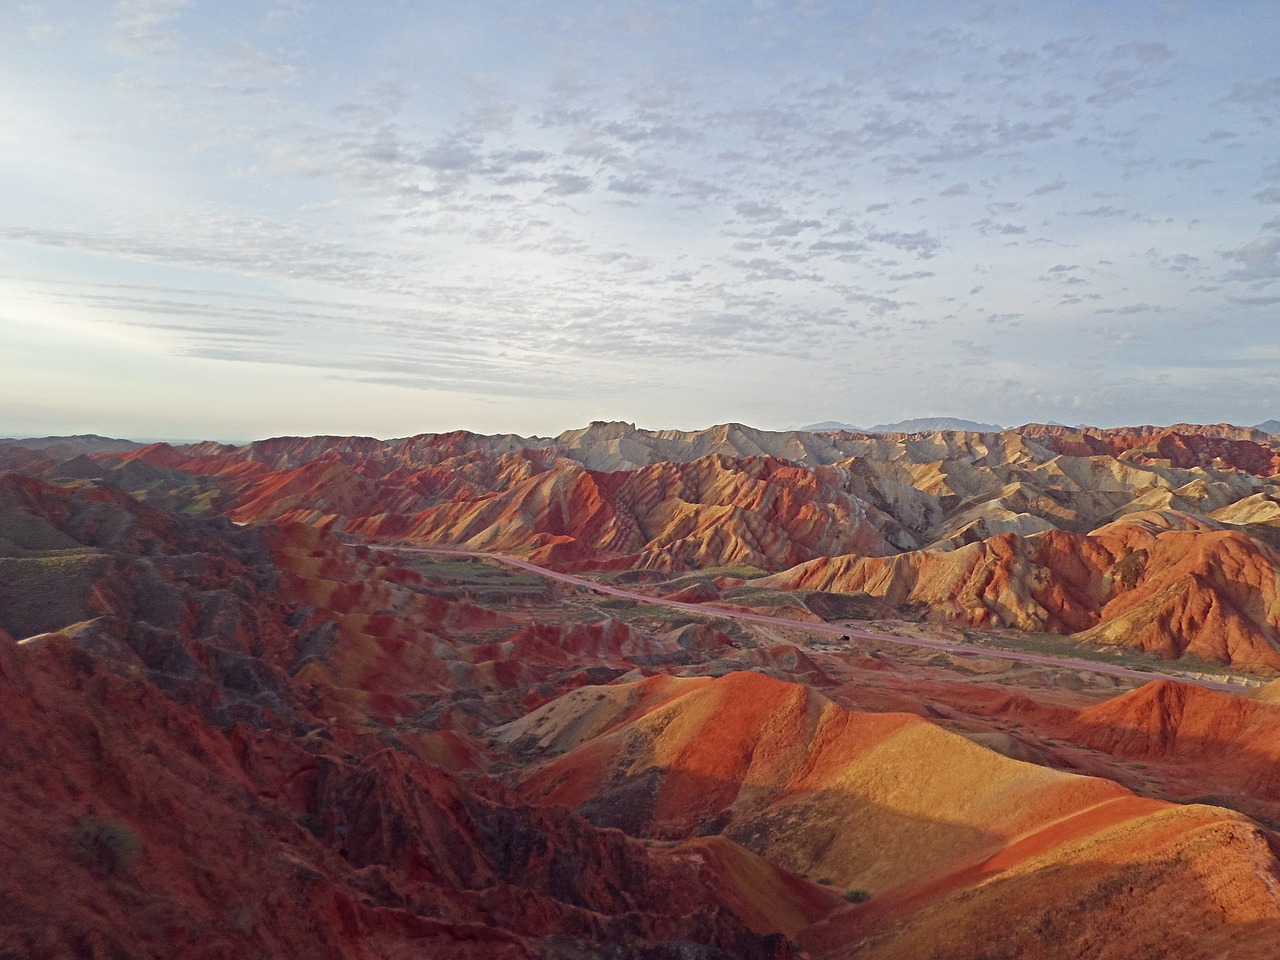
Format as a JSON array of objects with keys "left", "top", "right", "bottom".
[{"left": 2, "top": 0, "right": 1279, "bottom": 435}]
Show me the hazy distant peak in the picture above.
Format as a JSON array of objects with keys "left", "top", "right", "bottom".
[
  {"left": 0, "top": 434, "right": 146, "bottom": 454},
  {"left": 797, "top": 417, "right": 1006, "bottom": 434},
  {"left": 795, "top": 420, "right": 862, "bottom": 432},
  {"left": 867, "top": 417, "right": 1006, "bottom": 434},
  {"left": 1257, "top": 419, "right": 1280, "bottom": 435}
]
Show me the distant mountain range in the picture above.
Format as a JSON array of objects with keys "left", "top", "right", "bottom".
[
  {"left": 800, "top": 417, "right": 1280, "bottom": 435},
  {"left": 797, "top": 417, "right": 1007, "bottom": 434},
  {"left": 0, "top": 434, "right": 146, "bottom": 454}
]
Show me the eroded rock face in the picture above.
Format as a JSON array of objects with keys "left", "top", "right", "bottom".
[
  {"left": 0, "top": 471, "right": 305, "bottom": 727},
  {"left": 10, "top": 424, "right": 1280, "bottom": 959},
  {"left": 758, "top": 516, "right": 1280, "bottom": 669},
  {"left": 0, "top": 635, "right": 799, "bottom": 960},
  {"left": 109, "top": 425, "right": 1280, "bottom": 669},
  {"left": 502, "top": 671, "right": 1280, "bottom": 960},
  {"left": 0, "top": 500, "right": 798, "bottom": 960},
  {"left": 122, "top": 444, "right": 894, "bottom": 573}
]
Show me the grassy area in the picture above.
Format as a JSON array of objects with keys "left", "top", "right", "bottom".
[
  {"left": 603, "top": 603, "right": 712, "bottom": 627},
  {"left": 0, "top": 553, "right": 105, "bottom": 638},
  {"left": 0, "top": 545, "right": 101, "bottom": 560},
  {"left": 577, "top": 563, "right": 767, "bottom": 588},
  {"left": 129, "top": 484, "right": 225, "bottom": 516},
  {"left": 392, "top": 553, "right": 550, "bottom": 594},
  {"left": 574, "top": 568, "right": 670, "bottom": 585},
  {"left": 588, "top": 597, "right": 756, "bottom": 637},
  {"left": 659, "top": 564, "right": 767, "bottom": 586},
  {"left": 719, "top": 585, "right": 816, "bottom": 612},
  {"left": 960, "top": 628, "right": 1261, "bottom": 682},
  {"left": 0, "top": 512, "right": 80, "bottom": 555}
]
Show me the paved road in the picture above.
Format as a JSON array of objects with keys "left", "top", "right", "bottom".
[{"left": 383, "top": 545, "right": 1251, "bottom": 694}]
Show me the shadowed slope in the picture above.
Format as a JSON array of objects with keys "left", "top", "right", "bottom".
[
  {"left": 502, "top": 671, "right": 1280, "bottom": 958},
  {"left": 0, "top": 599, "right": 807, "bottom": 959},
  {"left": 508, "top": 673, "right": 1144, "bottom": 887}
]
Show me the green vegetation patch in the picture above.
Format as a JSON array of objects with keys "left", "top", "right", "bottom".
[
  {"left": 965, "top": 628, "right": 1255, "bottom": 681},
  {"left": 69, "top": 816, "right": 142, "bottom": 875},
  {"left": 803, "top": 591, "right": 897, "bottom": 621},
  {"left": 718, "top": 585, "right": 813, "bottom": 611},
  {"left": 602, "top": 602, "right": 713, "bottom": 629},
  {"left": 0, "top": 554, "right": 106, "bottom": 638},
  {"left": 0, "top": 510, "right": 81, "bottom": 556},
  {"left": 717, "top": 585, "right": 899, "bottom": 621},
  {"left": 392, "top": 554, "right": 549, "bottom": 594},
  {"left": 580, "top": 563, "right": 767, "bottom": 589}
]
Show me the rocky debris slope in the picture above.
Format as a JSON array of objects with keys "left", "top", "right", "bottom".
[{"left": 0, "top": 476, "right": 823, "bottom": 959}]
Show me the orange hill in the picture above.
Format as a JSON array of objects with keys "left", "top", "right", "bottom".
[
  {"left": 499, "top": 670, "right": 1280, "bottom": 959},
  {"left": 758, "top": 513, "right": 1280, "bottom": 670}
]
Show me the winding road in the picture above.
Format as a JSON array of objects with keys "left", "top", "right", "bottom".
[{"left": 381, "top": 545, "right": 1254, "bottom": 694}]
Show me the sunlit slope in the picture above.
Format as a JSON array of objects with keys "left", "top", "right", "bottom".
[
  {"left": 759, "top": 513, "right": 1280, "bottom": 669},
  {"left": 502, "top": 670, "right": 1280, "bottom": 958},
  {"left": 508, "top": 672, "right": 1150, "bottom": 887}
]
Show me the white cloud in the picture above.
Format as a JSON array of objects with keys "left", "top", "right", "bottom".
[
  {"left": 113, "top": 0, "right": 189, "bottom": 56},
  {"left": 3, "top": 0, "right": 1280, "bottom": 435}
]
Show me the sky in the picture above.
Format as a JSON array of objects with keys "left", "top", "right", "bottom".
[{"left": 2, "top": 0, "right": 1279, "bottom": 441}]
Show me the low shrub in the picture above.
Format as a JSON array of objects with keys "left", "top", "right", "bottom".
[{"left": 69, "top": 816, "right": 142, "bottom": 875}]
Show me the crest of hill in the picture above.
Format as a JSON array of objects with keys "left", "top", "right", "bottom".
[
  {"left": 1257, "top": 419, "right": 1280, "bottom": 435},
  {"left": 549, "top": 420, "right": 849, "bottom": 471},
  {"left": 1022, "top": 421, "right": 1271, "bottom": 443},
  {"left": 112, "top": 421, "right": 1280, "bottom": 582},
  {"left": 0, "top": 434, "right": 146, "bottom": 456},
  {"left": 113, "top": 421, "right": 1280, "bottom": 478}
]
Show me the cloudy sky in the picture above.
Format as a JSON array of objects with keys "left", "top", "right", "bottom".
[{"left": 2, "top": 0, "right": 1278, "bottom": 440}]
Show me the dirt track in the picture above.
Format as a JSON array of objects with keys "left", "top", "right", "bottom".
[{"left": 383, "top": 545, "right": 1254, "bottom": 694}]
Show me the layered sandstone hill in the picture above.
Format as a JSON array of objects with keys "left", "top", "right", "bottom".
[
  {"left": 499, "top": 671, "right": 1280, "bottom": 960},
  {"left": 19, "top": 421, "right": 1244, "bottom": 669},
  {"left": 106, "top": 420, "right": 1280, "bottom": 559},
  {"left": 121, "top": 443, "right": 893, "bottom": 572},
  {"left": 0, "top": 474, "right": 829, "bottom": 958},
  {"left": 11, "top": 446, "right": 1280, "bottom": 958},
  {"left": 758, "top": 511, "right": 1280, "bottom": 669}
]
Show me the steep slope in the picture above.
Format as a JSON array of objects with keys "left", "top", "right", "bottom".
[
  {"left": 125, "top": 444, "right": 893, "bottom": 573},
  {"left": 0, "top": 470, "right": 306, "bottom": 726},
  {"left": 0, "top": 471, "right": 837, "bottom": 958},
  {"left": 505, "top": 673, "right": 1129, "bottom": 886},
  {"left": 804, "top": 800, "right": 1280, "bottom": 960},
  {"left": 1022, "top": 422, "right": 1280, "bottom": 475},
  {"left": 500, "top": 671, "right": 1280, "bottom": 959},
  {"left": 0, "top": 633, "right": 802, "bottom": 960},
  {"left": 116, "top": 422, "right": 1280, "bottom": 562},
  {"left": 757, "top": 514, "right": 1280, "bottom": 670}
]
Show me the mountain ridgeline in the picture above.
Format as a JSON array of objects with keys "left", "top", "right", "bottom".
[
  {"left": 71, "top": 419, "right": 1280, "bottom": 671},
  {"left": 6, "top": 419, "right": 1280, "bottom": 958}
]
